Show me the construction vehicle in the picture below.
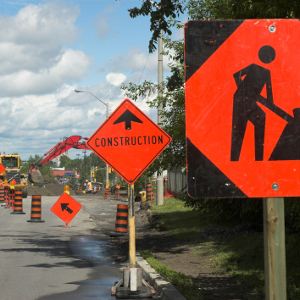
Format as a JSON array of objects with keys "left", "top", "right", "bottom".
[
  {"left": 28, "top": 135, "right": 90, "bottom": 184},
  {"left": 0, "top": 154, "right": 28, "bottom": 198}
]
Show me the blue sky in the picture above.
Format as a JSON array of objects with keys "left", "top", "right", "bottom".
[{"left": 0, "top": 0, "right": 184, "bottom": 161}]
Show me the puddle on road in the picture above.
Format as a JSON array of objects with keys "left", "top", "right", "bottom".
[
  {"left": 36, "top": 235, "right": 123, "bottom": 300},
  {"left": 69, "top": 235, "right": 119, "bottom": 267}
]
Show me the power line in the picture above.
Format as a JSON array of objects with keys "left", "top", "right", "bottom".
[{"left": 138, "top": 52, "right": 150, "bottom": 85}]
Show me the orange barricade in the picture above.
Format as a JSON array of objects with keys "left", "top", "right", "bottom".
[
  {"left": 4, "top": 185, "right": 9, "bottom": 208},
  {"left": 115, "top": 204, "right": 128, "bottom": 233},
  {"left": 9, "top": 189, "right": 14, "bottom": 211},
  {"left": 97, "top": 185, "right": 99, "bottom": 192},
  {"left": 0, "top": 185, "right": 4, "bottom": 204},
  {"left": 115, "top": 188, "right": 120, "bottom": 199},
  {"left": 146, "top": 183, "right": 154, "bottom": 201},
  {"left": 27, "top": 195, "right": 45, "bottom": 222},
  {"left": 105, "top": 188, "right": 109, "bottom": 200},
  {"left": 11, "top": 190, "right": 25, "bottom": 214}
]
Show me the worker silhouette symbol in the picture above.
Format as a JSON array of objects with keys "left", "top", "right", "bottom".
[{"left": 230, "top": 45, "right": 292, "bottom": 161}]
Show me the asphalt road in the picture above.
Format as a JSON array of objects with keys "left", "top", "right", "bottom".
[{"left": 0, "top": 195, "right": 159, "bottom": 300}]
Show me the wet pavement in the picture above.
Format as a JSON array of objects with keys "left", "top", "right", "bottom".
[{"left": 0, "top": 194, "right": 161, "bottom": 300}]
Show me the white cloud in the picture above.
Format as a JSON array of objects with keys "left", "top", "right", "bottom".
[
  {"left": 0, "top": 3, "right": 78, "bottom": 45},
  {"left": 93, "top": 6, "right": 118, "bottom": 40},
  {"left": 0, "top": 2, "right": 91, "bottom": 97},
  {"left": 106, "top": 47, "right": 172, "bottom": 76},
  {"left": 106, "top": 72, "right": 126, "bottom": 86},
  {"left": 0, "top": 49, "right": 92, "bottom": 97}
]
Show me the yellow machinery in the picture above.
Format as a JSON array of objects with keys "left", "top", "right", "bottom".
[{"left": 0, "top": 155, "right": 27, "bottom": 198}]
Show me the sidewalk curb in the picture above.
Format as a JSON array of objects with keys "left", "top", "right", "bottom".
[{"left": 136, "top": 251, "right": 187, "bottom": 300}]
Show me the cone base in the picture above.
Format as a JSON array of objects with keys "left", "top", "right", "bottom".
[
  {"left": 11, "top": 212, "right": 25, "bottom": 214},
  {"left": 27, "top": 219, "right": 45, "bottom": 222}
]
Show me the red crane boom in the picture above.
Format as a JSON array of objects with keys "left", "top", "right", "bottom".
[{"left": 28, "top": 135, "right": 90, "bottom": 183}]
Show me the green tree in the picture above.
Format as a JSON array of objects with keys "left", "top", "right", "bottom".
[
  {"left": 67, "top": 172, "right": 78, "bottom": 191},
  {"left": 95, "top": 169, "right": 106, "bottom": 184}
]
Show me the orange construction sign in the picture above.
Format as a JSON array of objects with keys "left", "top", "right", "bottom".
[
  {"left": 87, "top": 99, "right": 172, "bottom": 184},
  {"left": 50, "top": 193, "right": 82, "bottom": 225},
  {"left": 185, "top": 19, "right": 300, "bottom": 198}
]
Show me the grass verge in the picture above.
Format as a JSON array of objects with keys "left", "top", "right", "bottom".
[
  {"left": 138, "top": 249, "right": 204, "bottom": 300},
  {"left": 148, "top": 197, "right": 300, "bottom": 300}
]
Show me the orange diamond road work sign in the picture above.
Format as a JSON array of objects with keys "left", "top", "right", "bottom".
[
  {"left": 0, "top": 163, "right": 5, "bottom": 175},
  {"left": 87, "top": 99, "right": 172, "bottom": 184},
  {"left": 185, "top": 19, "right": 300, "bottom": 198},
  {"left": 50, "top": 193, "right": 82, "bottom": 225}
]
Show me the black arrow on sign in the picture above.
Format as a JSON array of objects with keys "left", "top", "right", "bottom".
[
  {"left": 113, "top": 109, "right": 143, "bottom": 130},
  {"left": 61, "top": 203, "right": 73, "bottom": 214}
]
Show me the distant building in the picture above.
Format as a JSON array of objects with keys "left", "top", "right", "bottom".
[{"left": 51, "top": 170, "right": 78, "bottom": 178}]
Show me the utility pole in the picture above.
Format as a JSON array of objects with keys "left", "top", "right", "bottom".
[
  {"left": 76, "top": 154, "right": 80, "bottom": 177},
  {"left": 156, "top": 28, "right": 164, "bottom": 206},
  {"left": 83, "top": 149, "right": 86, "bottom": 182}
]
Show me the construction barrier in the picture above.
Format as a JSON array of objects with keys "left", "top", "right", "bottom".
[
  {"left": 4, "top": 185, "right": 9, "bottom": 208},
  {"left": 27, "top": 195, "right": 45, "bottom": 222},
  {"left": 9, "top": 189, "right": 14, "bottom": 211},
  {"left": 0, "top": 185, "right": 4, "bottom": 203},
  {"left": 97, "top": 185, "right": 99, "bottom": 192},
  {"left": 105, "top": 188, "right": 109, "bottom": 200},
  {"left": 11, "top": 190, "right": 25, "bottom": 214},
  {"left": 115, "top": 204, "right": 128, "bottom": 233},
  {"left": 77, "top": 186, "right": 82, "bottom": 193},
  {"left": 146, "top": 183, "right": 154, "bottom": 201},
  {"left": 115, "top": 188, "right": 120, "bottom": 199}
]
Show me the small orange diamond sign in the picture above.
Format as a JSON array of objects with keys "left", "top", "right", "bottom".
[
  {"left": 87, "top": 99, "right": 172, "bottom": 184},
  {"left": 0, "top": 164, "right": 5, "bottom": 175},
  {"left": 50, "top": 193, "right": 82, "bottom": 225}
]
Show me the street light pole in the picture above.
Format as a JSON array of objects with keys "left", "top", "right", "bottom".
[
  {"left": 74, "top": 89, "right": 109, "bottom": 186},
  {"left": 156, "top": 28, "right": 164, "bottom": 206}
]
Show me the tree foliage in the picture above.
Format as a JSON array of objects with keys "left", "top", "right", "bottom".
[
  {"left": 67, "top": 172, "right": 78, "bottom": 191},
  {"left": 128, "top": 0, "right": 183, "bottom": 53}
]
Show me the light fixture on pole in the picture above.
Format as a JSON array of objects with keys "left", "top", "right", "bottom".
[{"left": 74, "top": 89, "right": 109, "bottom": 185}]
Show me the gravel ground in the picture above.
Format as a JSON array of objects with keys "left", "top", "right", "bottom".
[{"left": 27, "top": 183, "right": 77, "bottom": 196}]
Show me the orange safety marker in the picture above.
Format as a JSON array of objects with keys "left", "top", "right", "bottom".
[
  {"left": 4, "top": 184, "right": 9, "bottom": 208},
  {"left": 114, "top": 204, "right": 128, "bottom": 233},
  {"left": 105, "top": 188, "right": 109, "bottom": 201},
  {"left": 146, "top": 183, "right": 154, "bottom": 201},
  {"left": 11, "top": 190, "right": 25, "bottom": 214},
  {"left": 27, "top": 195, "right": 45, "bottom": 222},
  {"left": 115, "top": 188, "right": 120, "bottom": 199},
  {"left": 9, "top": 189, "right": 14, "bottom": 211},
  {"left": 0, "top": 185, "right": 4, "bottom": 205}
]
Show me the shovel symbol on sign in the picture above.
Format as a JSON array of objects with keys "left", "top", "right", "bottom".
[{"left": 230, "top": 45, "right": 300, "bottom": 161}]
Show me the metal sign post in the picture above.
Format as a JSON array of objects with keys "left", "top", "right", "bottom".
[
  {"left": 263, "top": 198, "right": 287, "bottom": 300},
  {"left": 129, "top": 184, "right": 136, "bottom": 268}
]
